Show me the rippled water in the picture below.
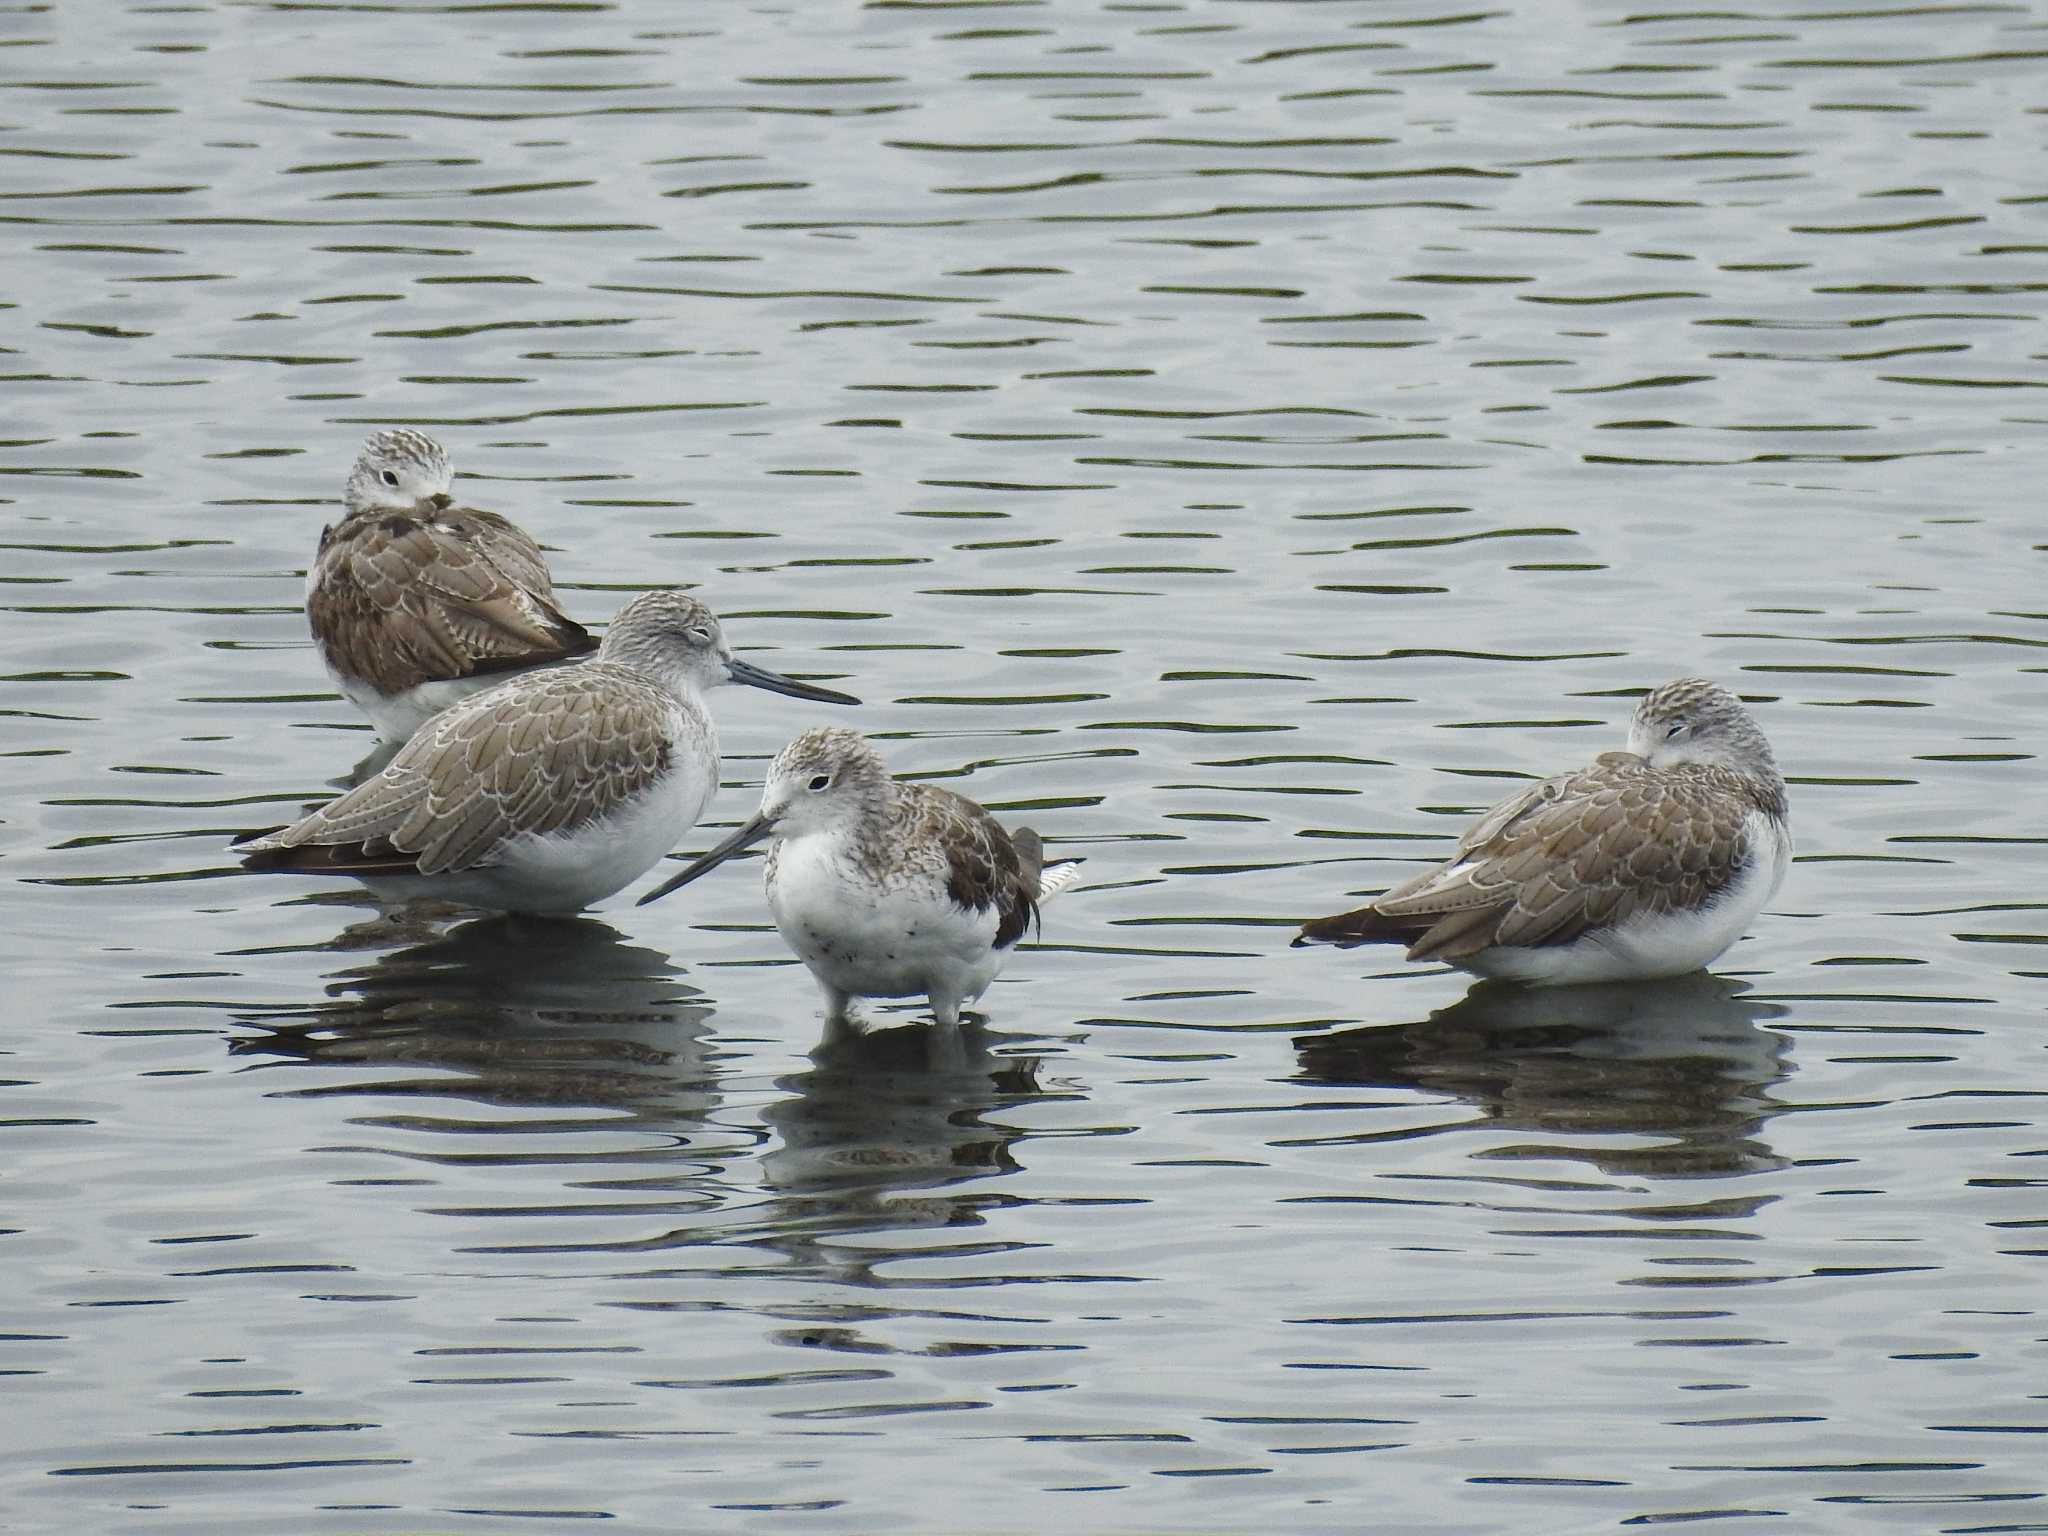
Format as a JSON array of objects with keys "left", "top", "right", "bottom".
[{"left": 4, "top": 2, "right": 2045, "bottom": 1530}]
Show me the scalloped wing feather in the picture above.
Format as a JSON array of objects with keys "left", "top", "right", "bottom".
[
  {"left": 898, "top": 784, "right": 1042, "bottom": 951},
  {"left": 1375, "top": 755, "right": 1760, "bottom": 959},
  {"left": 239, "top": 664, "right": 681, "bottom": 878},
  {"left": 309, "top": 508, "right": 595, "bottom": 693},
  {"left": 1300, "top": 755, "right": 1762, "bottom": 960}
]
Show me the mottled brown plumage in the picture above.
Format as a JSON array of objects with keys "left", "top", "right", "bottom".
[
  {"left": 904, "top": 783, "right": 1045, "bottom": 950},
  {"left": 310, "top": 506, "right": 594, "bottom": 696},
  {"left": 243, "top": 664, "right": 677, "bottom": 878},
  {"left": 309, "top": 430, "right": 596, "bottom": 740},
  {"left": 240, "top": 591, "right": 860, "bottom": 914},
  {"left": 1295, "top": 678, "right": 1790, "bottom": 985},
  {"left": 637, "top": 727, "right": 1083, "bottom": 1028},
  {"left": 1298, "top": 753, "right": 1770, "bottom": 957}
]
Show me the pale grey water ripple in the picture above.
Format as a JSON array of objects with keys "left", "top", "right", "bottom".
[{"left": 2, "top": 0, "right": 2046, "bottom": 1530}]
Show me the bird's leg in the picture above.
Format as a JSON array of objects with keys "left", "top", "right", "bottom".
[{"left": 818, "top": 982, "right": 858, "bottom": 1038}]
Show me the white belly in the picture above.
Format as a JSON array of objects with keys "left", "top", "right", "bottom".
[
  {"left": 767, "top": 837, "right": 1007, "bottom": 1005},
  {"left": 363, "top": 762, "right": 709, "bottom": 915},
  {"left": 1472, "top": 811, "right": 1790, "bottom": 986}
]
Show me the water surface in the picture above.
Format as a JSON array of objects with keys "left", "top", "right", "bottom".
[{"left": 3, "top": 2, "right": 2045, "bottom": 1531}]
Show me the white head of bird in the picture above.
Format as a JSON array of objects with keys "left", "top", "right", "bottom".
[
  {"left": 1625, "top": 677, "right": 1780, "bottom": 781},
  {"left": 636, "top": 726, "right": 895, "bottom": 905},
  {"left": 344, "top": 428, "right": 454, "bottom": 516},
  {"left": 753, "top": 727, "right": 896, "bottom": 840},
  {"left": 598, "top": 590, "right": 861, "bottom": 708}
]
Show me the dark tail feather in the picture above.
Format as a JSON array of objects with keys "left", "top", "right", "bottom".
[
  {"left": 1292, "top": 904, "right": 1416, "bottom": 949},
  {"left": 1010, "top": 826, "right": 1045, "bottom": 888},
  {"left": 237, "top": 835, "right": 417, "bottom": 877},
  {"left": 1005, "top": 829, "right": 1082, "bottom": 942},
  {"left": 465, "top": 622, "right": 598, "bottom": 677}
]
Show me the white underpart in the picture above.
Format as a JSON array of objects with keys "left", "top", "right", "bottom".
[
  {"left": 360, "top": 758, "right": 711, "bottom": 916},
  {"left": 767, "top": 834, "right": 1009, "bottom": 1026},
  {"left": 347, "top": 688, "right": 715, "bottom": 915},
  {"left": 1468, "top": 809, "right": 1791, "bottom": 986}
]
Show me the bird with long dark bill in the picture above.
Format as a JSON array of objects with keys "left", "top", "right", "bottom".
[
  {"left": 638, "top": 726, "right": 1082, "bottom": 1028},
  {"left": 240, "top": 591, "right": 859, "bottom": 914},
  {"left": 1294, "top": 677, "right": 1789, "bottom": 985}
]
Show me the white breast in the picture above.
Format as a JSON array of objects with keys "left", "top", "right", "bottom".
[
  {"left": 768, "top": 834, "right": 1006, "bottom": 1003},
  {"left": 361, "top": 700, "right": 714, "bottom": 915}
]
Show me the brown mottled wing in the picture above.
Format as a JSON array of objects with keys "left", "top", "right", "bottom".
[
  {"left": 238, "top": 665, "right": 678, "bottom": 877},
  {"left": 1299, "top": 754, "right": 1759, "bottom": 958},
  {"left": 309, "top": 508, "right": 595, "bottom": 693},
  {"left": 903, "top": 785, "right": 1041, "bottom": 949},
  {"left": 456, "top": 509, "right": 555, "bottom": 597}
]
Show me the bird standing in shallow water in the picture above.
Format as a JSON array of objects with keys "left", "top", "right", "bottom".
[
  {"left": 1294, "top": 677, "right": 1789, "bottom": 985},
  {"left": 308, "top": 429, "right": 597, "bottom": 742},
  {"left": 638, "top": 726, "right": 1083, "bottom": 1029},
  {"left": 240, "top": 591, "right": 860, "bottom": 915}
]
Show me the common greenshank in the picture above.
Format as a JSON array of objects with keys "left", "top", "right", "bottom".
[
  {"left": 241, "top": 591, "right": 859, "bottom": 914},
  {"left": 309, "top": 429, "right": 596, "bottom": 741},
  {"left": 638, "top": 726, "right": 1083, "bottom": 1028},
  {"left": 1294, "top": 678, "right": 1789, "bottom": 985}
]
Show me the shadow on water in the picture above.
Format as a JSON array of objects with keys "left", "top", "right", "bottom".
[
  {"left": 766, "top": 1020, "right": 1056, "bottom": 1194},
  {"left": 1293, "top": 973, "right": 1792, "bottom": 1178},
  {"left": 725, "top": 1020, "right": 1076, "bottom": 1287},
  {"left": 334, "top": 733, "right": 402, "bottom": 789},
  {"left": 230, "top": 914, "right": 722, "bottom": 1119}
]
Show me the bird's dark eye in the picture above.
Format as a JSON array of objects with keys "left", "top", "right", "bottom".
[
  {"left": 379, "top": 469, "right": 400, "bottom": 488},
  {"left": 1666, "top": 718, "right": 1687, "bottom": 739},
  {"left": 808, "top": 773, "right": 831, "bottom": 792}
]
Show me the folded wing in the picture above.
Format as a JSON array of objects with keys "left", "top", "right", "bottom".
[
  {"left": 240, "top": 667, "right": 675, "bottom": 878},
  {"left": 1297, "top": 753, "right": 1759, "bottom": 958},
  {"left": 900, "top": 786, "right": 1047, "bottom": 951},
  {"left": 310, "top": 508, "right": 595, "bottom": 693}
]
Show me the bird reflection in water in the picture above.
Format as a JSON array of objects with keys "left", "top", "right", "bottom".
[
  {"left": 745, "top": 1019, "right": 1065, "bottom": 1287},
  {"left": 232, "top": 915, "right": 722, "bottom": 1122},
  {"left": 1294, "top": 973, "right": 1791, "bottom": 1178}
]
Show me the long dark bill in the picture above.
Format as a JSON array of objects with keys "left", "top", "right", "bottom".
[
  {"left": 726, "top": 656, "right": 860, "bottom": 706},
  {"left": 637, "top": 814, "right": 775, "bottom": 906}
]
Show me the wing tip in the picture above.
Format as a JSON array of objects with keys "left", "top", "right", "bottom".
[
  {"left": 1294, "top": 904, "right": 1409, "bottom": 950},
  {"left": 462, "top": 624, "right": 598, "bottom": 678},
  {"left": 234, "top": 833, "right": 416, "bottom": 878},
  {"left": 231, "top": 825, "right": 289, "bottom": 853}
]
